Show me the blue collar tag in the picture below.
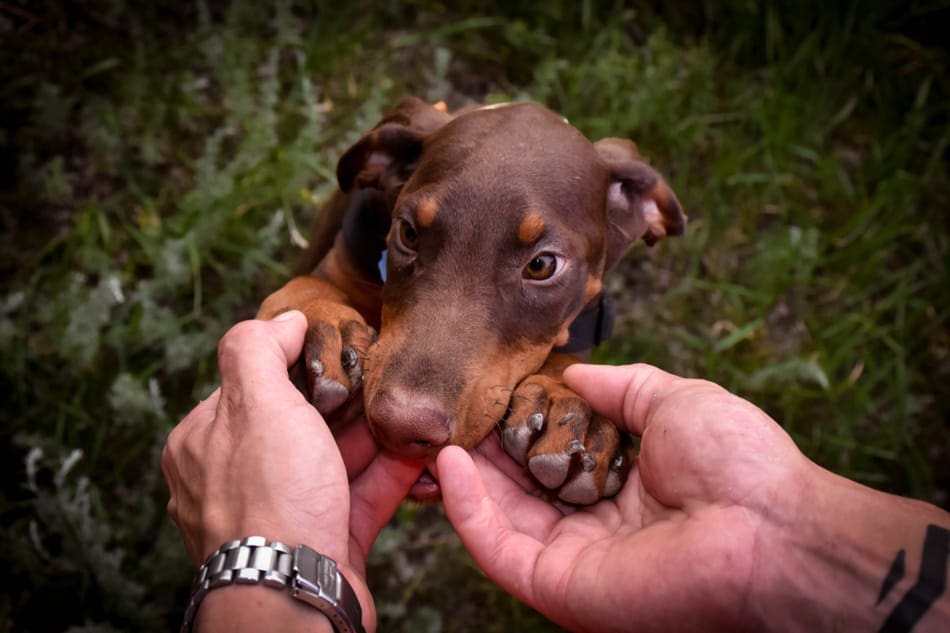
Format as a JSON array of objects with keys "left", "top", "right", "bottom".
[{"left": 378, "top": 249, "right": 388, "bottom": 282}]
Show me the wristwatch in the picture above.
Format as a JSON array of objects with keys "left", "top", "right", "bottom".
[{"left": 181, "top": 536, "right": 365, "bottom": 633}]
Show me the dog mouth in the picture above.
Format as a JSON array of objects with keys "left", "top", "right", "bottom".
[{"left": 408, "top": 468, "right": 442, "bottom": 503}]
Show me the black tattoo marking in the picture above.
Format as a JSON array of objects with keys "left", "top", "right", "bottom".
[
  {"left": 878, "top": 549, "right": 906, "bottom": 606},
  {"left": 879, "top": 524, "right": 949, "bottom": 633}
]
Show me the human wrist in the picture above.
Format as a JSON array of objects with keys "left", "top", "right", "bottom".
[
  {"left": 196, "top": 584, "right": 337, "bottom": 633},
  {"left": 186, "top": 536, "right": 371, "bottom": 633},
  {"left": 752, "top": 463, "right": 949, "bottom": 633}
]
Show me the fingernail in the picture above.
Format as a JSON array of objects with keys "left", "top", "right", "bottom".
[{"left": 272, "top": 310, "right": 301, "bottom": 322}]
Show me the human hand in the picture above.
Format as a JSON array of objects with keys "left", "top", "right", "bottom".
[
  {"left": 162, "top": 311, "right": 424, "bottom": 632},
  {"left": 436, "top": 363, "right": 950, "bottom": 633}
]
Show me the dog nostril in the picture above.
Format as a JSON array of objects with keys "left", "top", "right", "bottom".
[{"left": 413, "top": 440, "right": 432, "bottom": 448}]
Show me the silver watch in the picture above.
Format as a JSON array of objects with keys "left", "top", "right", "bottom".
[{"left": 182, "top": 536, "right": 365, "bottom": 633}]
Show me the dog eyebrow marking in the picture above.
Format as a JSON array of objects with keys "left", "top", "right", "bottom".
[
  {"left": 416, "top": 197, "right": 439, "bottom": 229},
  {"left": 518, "top": 212, "right": 546, "bottom": 244},
  {"left": 584, "top": 276, "right": 602, "bottom": 299}
]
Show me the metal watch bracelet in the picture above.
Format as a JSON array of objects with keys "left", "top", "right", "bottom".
[{"left": 182, "top": 536, "right": 365, "bottom": 633}]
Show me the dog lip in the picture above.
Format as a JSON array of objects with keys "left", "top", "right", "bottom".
[
  {"left": 407, "top": 468, "right": 442, "bottom": 503},
  {"left": 394, "top": 442, "right": 440, "bottom": 460}
]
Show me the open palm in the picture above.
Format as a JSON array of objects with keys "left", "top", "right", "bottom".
[{"left": 436, "top": 363, "right": 809, "bottom": 633}]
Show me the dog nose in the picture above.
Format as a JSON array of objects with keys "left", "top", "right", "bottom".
[{"left": 368, "top": 389, "right": 452, "bottom": 457}]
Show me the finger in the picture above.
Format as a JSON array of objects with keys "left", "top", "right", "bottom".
[
  {"left": 335, "top": 417, "right": 380, "bottom": 480},
  {"left": 464, "top": 446, "right": 569, "bottom": 539},
  {"left": 437, "top": 445, "right": 547, "bottom": 606},
  {"left": 563, "top": 363, "right": 685, "bottom": 436},
  {"left": 216, "top": 312, "right": 311, "bottom": 414},
  {"left": 348, "top": 454, "right": 425, "bottom": 557},
  {"left": 474, "top": 432, "right": 540, "bottom": 493},
  {"left": 217, "top": 310, "right": 308, "bottom": 390},
  {"left": 467, "top": 436, "right": 576, "bottom": 517},
  {"left": 162, "top": 407, "right": 219, "bottom": 543}
]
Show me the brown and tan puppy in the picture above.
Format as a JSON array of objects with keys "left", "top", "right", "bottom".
[{"left": 259, "top": 97, "right": 686, "bottom": 504}]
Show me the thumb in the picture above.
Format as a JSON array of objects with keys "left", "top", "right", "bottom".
[
  {"left": 266, "top": 309, "right": 309, "bottom": 362},
  {"left": 563, "top": 363, "right": 685, "bottom": 436},
  {"left": 348, "top": 454, "right": 425, "bottom": 556},
  {"left": 217, "top": 310, "right": 307, "bottom": 390},
  {"left": 437, "top": 446, "right": 544, "bottom": 607}
]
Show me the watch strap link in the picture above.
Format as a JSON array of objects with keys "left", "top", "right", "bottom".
[{"left": 181, "top": 536, "right": 364, "bottom": 633}]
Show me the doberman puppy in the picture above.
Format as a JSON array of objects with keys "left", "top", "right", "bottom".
[{"left": 258, "top": 97, "right": 686, "bottom": 504}]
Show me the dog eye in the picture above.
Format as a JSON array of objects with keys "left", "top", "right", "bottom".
[
  {"left": 398, "top": 220, "right": 419, "bottom": 250},
  {"left": 523, "top": 253, "right": 558, "bottom": 280}
]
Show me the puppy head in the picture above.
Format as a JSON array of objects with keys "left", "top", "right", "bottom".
[{"left": 337, "top": 101, "right": 686, "bottom": 458}]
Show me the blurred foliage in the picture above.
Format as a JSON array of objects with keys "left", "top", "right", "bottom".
[{"left": 0, "top": 0, "right": 947, "bottom": 631}]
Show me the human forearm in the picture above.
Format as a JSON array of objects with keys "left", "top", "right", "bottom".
[{"left": 756, "top": 465, "right": 949, "bottom": 632}]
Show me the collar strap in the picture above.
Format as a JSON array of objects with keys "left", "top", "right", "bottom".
[
  {"left": 341, "top": 188, "right": 390, "bottom": 284},
  {"left": 553, "top": 293, "right": 616, "bottom": 354},
  {"left": 554, "top": 293, "right": 615, "bottom": 355}
]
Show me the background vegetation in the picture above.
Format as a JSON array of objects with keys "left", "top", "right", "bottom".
[{"left": 1, "top": 1, "right": 946, "bottom": 631}]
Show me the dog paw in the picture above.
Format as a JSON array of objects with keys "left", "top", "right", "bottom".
[
  {"left": 502, "top": 375, "right": 634, "bottom": 505},
  {"left": 294, "top": 308, "right": 376, "bottom": 420}
]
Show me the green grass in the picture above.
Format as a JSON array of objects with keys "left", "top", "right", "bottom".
[{"left": 1, "top": 1, "right": 947, "bottom": 631}]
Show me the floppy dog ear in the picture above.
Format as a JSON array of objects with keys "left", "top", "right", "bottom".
[
  {"left": 594, "top": 138, "right": 687, "bottom": 269},
  {"left": 337, "top": 97, "right": 452, "bottom": 193}
]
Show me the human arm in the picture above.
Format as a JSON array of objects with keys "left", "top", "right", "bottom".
[
  {"left": 161, "top": 311, "right": 425, "bottom": 632},
  {"left": 761, "top": 463, "right": 949, "bottom": 632},
  {"left": 435, "top": 362, "right": 949, "bottom": 632}
]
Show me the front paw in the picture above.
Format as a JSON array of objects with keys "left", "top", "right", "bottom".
[
  {"left": 286, "top": 305, "right": 375, "bottom": 421},
  {"left": 304, "top": 319, "right": 373, "bottom": 410},
  {"left": 502, "top": 375, "right": 635, "bottom": 505}
]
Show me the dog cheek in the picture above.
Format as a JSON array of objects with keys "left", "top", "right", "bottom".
[
  {"left": 450, "top": 342, "right": 551, "bottom": 449},
  {"left": 360, "top": 339, "right": 385, "bottom": 403}
]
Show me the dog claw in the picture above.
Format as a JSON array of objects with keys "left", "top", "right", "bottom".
[
  {"left": 341, "top": 347, "right": 359, "bottom": 370},
  {"left": 565, "top": 439, "right": 585, "bottom": 455},
  {"left": 580, "top": 451, "right": 597, "bottom": 472},
  {"left": 610, "top": 453, "right": 625, "bottom": 471},
  {"left": 341, "top": 346, "right": 363, "bottom": 391},
  {"left": 527, "top": 412, "right": 544, "bottom": 432},
  {"left": 604, "top": 447, "right": 632, "bottom": 497}
]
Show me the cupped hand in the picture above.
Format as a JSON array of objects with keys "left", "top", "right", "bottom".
[
  {"left": 162, "top": 311, "right": 424, "bottom": 630},
  {"left": 435, "top": 363, "right": 812, "bottom": 633}
]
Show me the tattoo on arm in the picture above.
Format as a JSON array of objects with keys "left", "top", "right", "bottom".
[
  {"left": 878, "top": 524, "right": 949, "bottom": 633},
  {"left": 878, "top": 549, "right": 906, "bottom": 606}
]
